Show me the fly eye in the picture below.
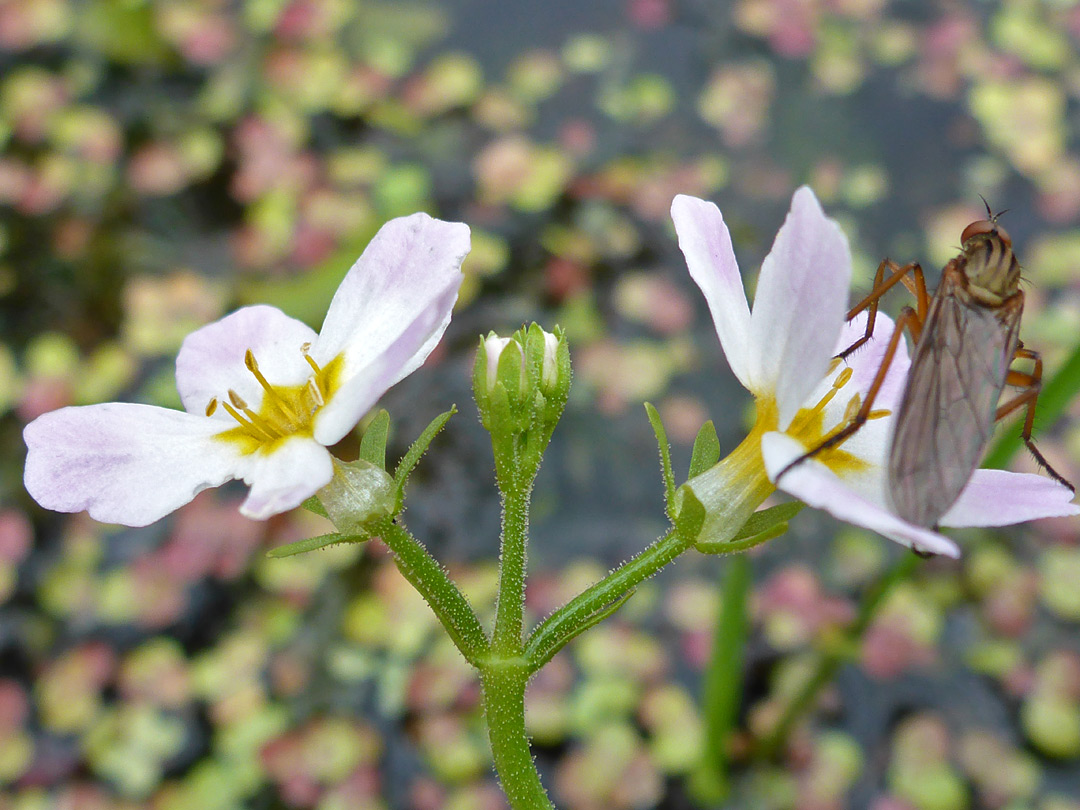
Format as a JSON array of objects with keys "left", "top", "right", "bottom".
[{"left": 960, "top": 219, "right": 995, "bottom": 244}]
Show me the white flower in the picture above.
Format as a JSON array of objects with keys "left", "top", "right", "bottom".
[
  {"left": 24, "top": 213, "right": 470, "bottom": 526},
  {"left": 672, "top": 187, "right": 1077, "bottom": 557}
]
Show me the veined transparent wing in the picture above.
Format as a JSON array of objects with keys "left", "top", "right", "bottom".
[{"left": 886, "top": 267, "right": 1023, "bottom": 526}]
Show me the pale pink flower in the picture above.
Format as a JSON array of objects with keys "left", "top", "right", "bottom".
[
  {"left": 24, "top": 213, "right": 469, "bottom": 526},
  {"left": 672, "top": 187, "right": 1077, "bottom": 557}
]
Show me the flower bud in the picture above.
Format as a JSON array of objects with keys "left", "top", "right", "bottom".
[{"left": 473, "top": 324, "right": 571, "bottom": 471}]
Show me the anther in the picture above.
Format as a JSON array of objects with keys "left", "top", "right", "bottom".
[
  {"left": 244, "top": 349, "right": 301, "bottom": 423},
  {"left": 228, "top": 390, "right": 248, "bottom": 410},
  {"left": 868, "top": 409, "right": 890, "bottom": 420},
  {"left": 206, "top": 398, "right": 218, "bottom": 417},
  {"left": 843, "top": 394, "right": 861, "bottom": 423},
  {"left": 834, "top": 367, "right": 853, "bottom": 389}
]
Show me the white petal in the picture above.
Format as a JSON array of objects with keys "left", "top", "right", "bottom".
[
  {"left": 762, "top": 432, "right": 960, "bottom": 558},
  {"left": 23, "top": 403, "right": 244, "bottom": 527},
  {"left": 671, "top": 194, "right": 754, "bottom": 390},
  {"left": 313, "top": 280, "right": 459, "bottom": 446},
  {"left": 311, "top": 213, "right": 467, "bottom": 383},
  {"left": 176, "top": 306, "right": 318, "bottom": 418},
  {"left": 750, "top": 186, "right": 852, "bottom": 430},
  {"left": 836, "top": 311, "right": 911, "bottom": 414},
  {"left": 237, "top": 437, "right": 334, "bottom": 519},
  {"left": 939, "top": 469, "right": 1080, "bottom": 527}
]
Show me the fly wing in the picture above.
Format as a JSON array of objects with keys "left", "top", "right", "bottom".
[{"left": 887, "top": 272, "right": 1022, "bottom": 526}]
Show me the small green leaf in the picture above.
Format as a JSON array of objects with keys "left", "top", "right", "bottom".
[
  {"left": 688, "top": 420, "right": 721, "bottom": 479},
  {"left": 394, "top": 406, "right": 456, "bottom": 502},
  {"left": 644, "top": 402, "right": 676, "bottom": 517},
  {"left": 359, "top": 409, "right": 391, "bottom": 468},
  {"left": 526, "top": 588, "right": 636, "bottom": 671},
  {"left": 301, "top": 496, "right": 329, "bottom": 518},
  {"left": 732, "top": 501, "right": 803, "bottom": 542},
  {"left": 267, "top": 532, "right": 363, "bottom": 558}
]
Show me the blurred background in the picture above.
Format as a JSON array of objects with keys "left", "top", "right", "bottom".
[{"left": 2, "top": 0, "right": 1080, "bottom": 808}]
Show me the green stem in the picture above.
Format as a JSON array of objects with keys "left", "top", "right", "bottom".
[
  {"left": 692, "top": 553, "right": 752, "bottom": 801},
  {"left": 494, "top": 483, "right": 530, "bottom": 655},
  {"left": 482, "top": 661, "right": 554, "bottom": 810},
  {"left": 525, "top": 528, "right": 694, "bottom": 671},
  {"left": 376, "top": 519, "right": 490, "bottom": 665},
  {"left": 757, "top": 552, "right": 920, "bottom": 757}
]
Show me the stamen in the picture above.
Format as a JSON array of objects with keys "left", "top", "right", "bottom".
[
  {"left": 206, "top": 398, "right": 218, "bottom": 417},
  {"left": 827, "top": 357, "right": 843, "bottom": 374},
  {"left": 301, "top": 346, "right": 324, "bottom": 396},
  {"left": 245, "top": 349, "right": 301, "bottom": 423},
  {"left": 868, "top": 409, "right": 890, "bottom": 420},
  {"left": 843, "top": 394, "right": 861, "bottom": 424},
  {"left": 229, "top": 389, "right": 281, "bottom": 440},
  {"left": 812, "top": 387, "right": 840, "bottom": 414},
  {"left": 220, "top": 399, "right": 277, "bottom": 442},
  {"left": 834, "top": 366, "right": 853, "bottom": 388}
]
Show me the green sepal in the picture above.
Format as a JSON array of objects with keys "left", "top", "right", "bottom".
[
  {"left": 688, "top": 420, "right": 721, "bottom": 479},
  {"left": 319, "top": 459, "right": 396, "bottom": 535},
  {"left": 644, "top": 402, "right": 676, "bottom": 519},
  {"left": 525, "top": 588, "right": 636, "bottom": 672},
  {"left": 359, "top": 409, "right": 391, "bottom": 469},
  {"left": 732, "top": 501, "right": 803, "bottom": 542},
  {"left": 266, "top": 532, "right": 364, "bottom": 558},
  {"left": 673, "top": 484, "right": 707, "bottom": 543},
  {"left": 301, "top": 496, "right": 329, "bottom": 518},
  {"left": 495, "top": 337, "right": 526, "bottom": 406},
  {"left": 695, "top": 501, "right": 803, "bottom": 554},
  {"left": 393, "top": 406, "right": 456, "bottom": 508},
  {"left": 472, "top": 336, "right": 492, "bottom": 415}
]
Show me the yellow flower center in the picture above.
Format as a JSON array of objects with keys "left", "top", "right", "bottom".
[
  {"left": 206, "top": 347, "right": 344, "bottom": 455},
  {"left": 753, "top": 361, "right": 890, "bottom": 477}
]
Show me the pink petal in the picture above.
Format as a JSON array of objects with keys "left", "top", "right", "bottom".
[
  {"left": 313, "top": 280, "right": 459, "bottom": 446},
  {"left": 939, "top": 469, "right": 1079, "bottom": 527},
  {"left": 312, "top": 212, "right": 467, "bottom": 384},
  {"left": 176, "top": 306, "right": 318, "bottom": 418},
  {"left": 670, "top": 194, "right": 753, "bottom": 390},
  {"left": 23, "top": 404, "right": 244, "bottom": 527},
  {"left": 749, "top": 186, "right": 852, "bottom": 430},
  {"left": 762, "top": 432, "right": 960, "bottom": 558},
  {"left": 837, "top": 311, "right": 911, "bottom": 413},
  {"left": 237, "top": 437, "right": 334, "bottom": 519}
]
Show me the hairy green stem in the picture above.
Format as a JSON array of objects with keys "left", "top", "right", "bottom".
[
  {"left": 376, "top": 519, "right": 489, "bottom": 665},
  {"left": 526, "top": 528, "right": 694, "bottom": 671},
  {"left": 494, "top": 482, "right": 531, "bottom": 654},
  {"left": 482, "top": 662, "right": 554, "bottom": 810}
]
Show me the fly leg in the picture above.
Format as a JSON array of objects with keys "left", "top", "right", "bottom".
[
  {"left": 839, "top": 260, "right": 929, "bottom": 360},
  {"left": 776, "top": 306, "right": 922, "bottom": 481},
  {"left": 996, "top": 346, "right": 1075, "bottom": 491}
]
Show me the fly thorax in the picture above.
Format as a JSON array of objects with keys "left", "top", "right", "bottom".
[
  {"left": 962, "top": 234, "right": 1020, "bottom": 306},
  {"left": 206, "top": 347, "right": 344, "bottom": 454}
]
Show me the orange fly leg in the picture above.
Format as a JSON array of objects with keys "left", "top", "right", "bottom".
[
  {"left": 777, "top": 306, "right": 921, "bottom": 481},
  {"left": 996, "top": 346, "right": 1075, "bottom": 491},
  {"left": 840, "top": 261, "right": 927, "bottom": 360}
]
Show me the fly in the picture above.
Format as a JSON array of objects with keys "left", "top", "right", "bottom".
[{"left": 778, "top": 202, "right": 1074, "bottom": 533}]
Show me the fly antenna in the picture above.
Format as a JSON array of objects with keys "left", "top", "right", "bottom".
[{"left": 978, "top": 194, "right": 1009, "bottom": 223}]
